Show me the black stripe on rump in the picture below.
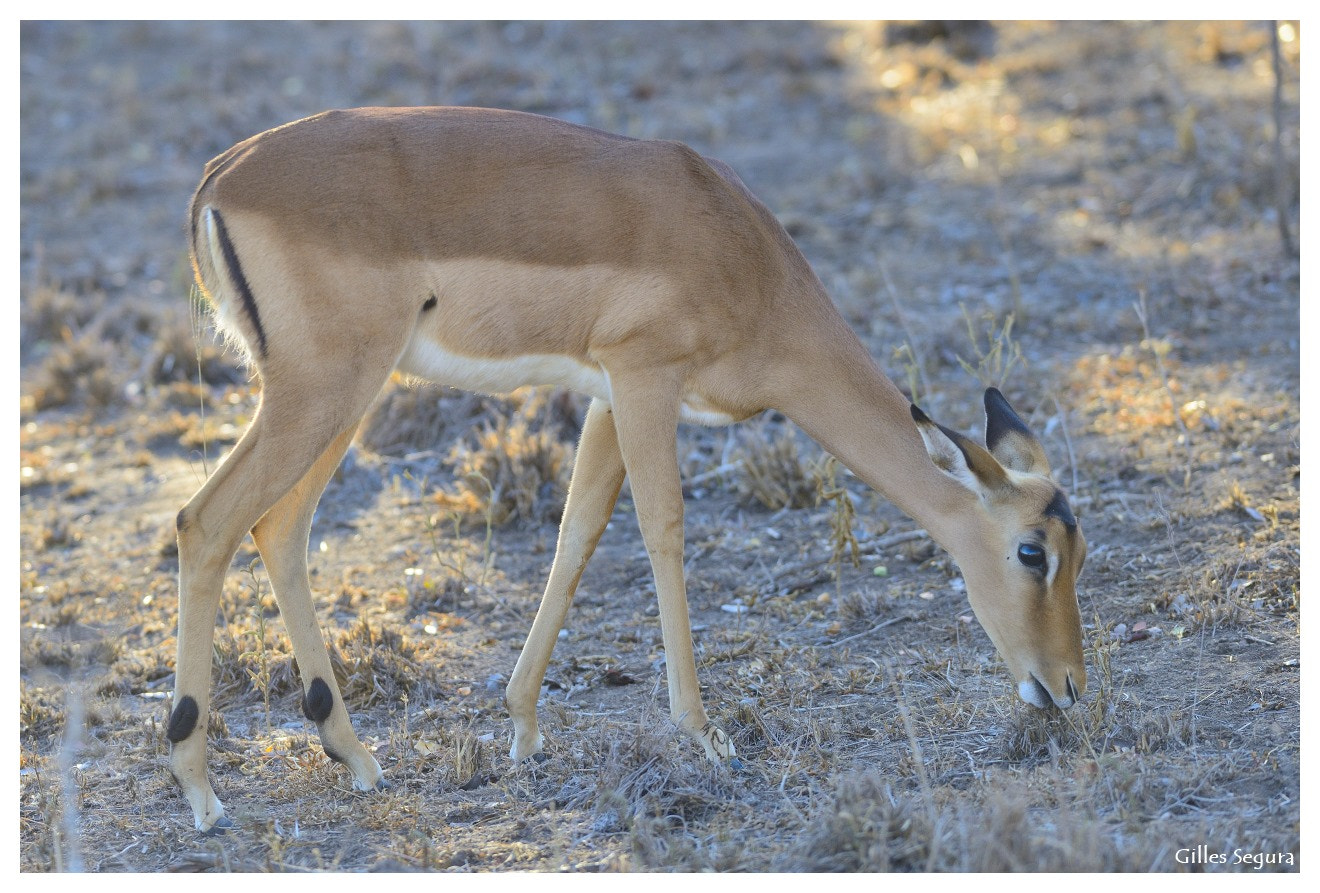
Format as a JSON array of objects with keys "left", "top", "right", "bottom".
[{"left": 209, "top": 209, "right": 269, "bottom": 358}]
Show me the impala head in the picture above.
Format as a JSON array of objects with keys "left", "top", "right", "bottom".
[{"left": 911, "top": 388, "right": 1087, "bottom": 709}]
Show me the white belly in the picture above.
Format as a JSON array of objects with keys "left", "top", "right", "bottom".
[
  {"left": 397, "top": 333, "right": 737, "bottom": 427},
  {"left": 397, "top": 334, "right": 610, "bottom": 399}
]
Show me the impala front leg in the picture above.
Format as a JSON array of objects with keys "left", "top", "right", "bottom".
[
  {"left": 507, "top": 399, "right": 626, "bottom": 761},
  {"left": 608, "top": 373, "right": 736, "bottom": 764}
]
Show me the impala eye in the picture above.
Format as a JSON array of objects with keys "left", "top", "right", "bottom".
[{"left": 1017, "top": 543, "right": 1047, "bottom": 571}]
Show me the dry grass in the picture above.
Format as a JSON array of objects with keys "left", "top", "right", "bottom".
[
  {"left": 732, "top": 419, "right": 821, "bottom": 510},
  {"left": 26, "top": 329, "right": 119, "bottom": 411},
  {"left": 436, "top": 389, "right": 578, "bottom": 527},
  {"left": 360, "top": 380, "right": 501, "bottom": 458}
]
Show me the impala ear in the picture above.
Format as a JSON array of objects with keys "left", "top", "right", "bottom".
[
  {"left": 983, "top": 388, "right": 1051, "bottom": 475},
  {"left": 911, "top": 403, "right": 1008, "bottom": 495}
]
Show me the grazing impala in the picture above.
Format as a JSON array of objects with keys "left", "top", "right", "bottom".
[{"left": 171, "top": 106, "right": 1086, "bottom": 832}]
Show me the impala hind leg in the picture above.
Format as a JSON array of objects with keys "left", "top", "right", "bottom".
[
  {"left": 507, "top": 399, "right": 627, "bottom": 761},
  {"left": 170, "top": 427, "right": 266, "bottom": 833},
  {"left": 250, "top": 423, "right": 385, "bottom": 793},
  {"left": 170, "top": 358, "right": 400, "bottom": 832},
  {"left": 608, "top": 374, "right": 736, "bottom": 764}
]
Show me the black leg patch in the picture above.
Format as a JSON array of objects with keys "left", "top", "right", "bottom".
[
  {"left": 422, "top": 293, "right": 438, "bottom": 312},
  {"left": 322, "top": 744, "right": 346, "bottom": 766},
  {"left": 302, "top": 677, "right": 334, "bottom": 724},
  {"left": 167, "top": 696, "right": 200, "bottom": 743}
]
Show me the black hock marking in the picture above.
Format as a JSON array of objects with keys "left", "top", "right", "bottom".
[
  {"left": 1044, "top": 488, "right": 1078, "bottom": 529},
  {"left": 167, "top": 696, "right": 200, "bottom": 743},
  {"left": 984, "top": 387, "right": 1034, "bottom": 452},
  {"left": 302, "top": 677, "right": 334, "bottom": 724},
  {"left": 209, "top": 209, "right": 269, "bottom": 358},
  {"left": 422, "top": 293, "right": 438, "bottom": 312}
]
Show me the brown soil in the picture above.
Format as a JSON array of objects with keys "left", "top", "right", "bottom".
[{"left": 19, "top": 21, "right": 1299, "bottom": 872}]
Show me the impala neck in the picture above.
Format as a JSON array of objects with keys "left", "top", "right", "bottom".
[{"left": 773, "top": 324, "right": 970, "bottom": 554}]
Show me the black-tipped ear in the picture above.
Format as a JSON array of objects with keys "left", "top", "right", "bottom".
[
  {"left": 984, "top": 388, "right": 1050, "bottom": 474},
  {"left": 912, "top": 401, "right": 1008, "bottom": 494},
  {"left": 984, "top": 388, "right": 1031, "bottom": 448}
]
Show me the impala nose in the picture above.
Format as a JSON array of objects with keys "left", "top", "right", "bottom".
[{"left": 1018, "top": 673, "right": 1078, "bottom": 709}]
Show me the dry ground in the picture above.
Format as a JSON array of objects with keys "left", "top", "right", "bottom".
[{"left": 19, "top": 21, "right": 1300, "bottom": 872}]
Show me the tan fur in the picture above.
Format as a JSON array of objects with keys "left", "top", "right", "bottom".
[{"left": 171, "top": 107, "right": 1086, "bottom": 832}]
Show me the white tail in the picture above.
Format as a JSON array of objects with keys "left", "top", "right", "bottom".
[{"left": 170, "top": 107, "right": 1086, "bottom": 833}]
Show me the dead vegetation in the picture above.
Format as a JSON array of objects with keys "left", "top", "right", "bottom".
[
  {"left": 19, "top": 21, "right": 1298, "bottom": 873},
  {"left": 434, "top": 389, "right": 580, "bottom": 526}
]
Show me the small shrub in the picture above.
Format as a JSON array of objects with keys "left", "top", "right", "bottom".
[
  {"left": 145, "top": 306, "right": 242, "bottom": 386},
  {"left": 782, "top": 772, "right": 937, "bottom": 871},
  {"left": 329, "top": 617, "right": 446, "bottom": 707},
  {"left": 733, "top": 420, "right": 819, "bottom": 510},
  {"left": 436, "top": 389, "right": 575, "bottom": 526},
  {"left": 360, "top": 380, "right": 500, "bottom": 457},
  {"left": 26, "top": 331, "right": 118, "bottom": 411},
  {"left": 20, "top": 281, "right": 103, "bottom": 353}
]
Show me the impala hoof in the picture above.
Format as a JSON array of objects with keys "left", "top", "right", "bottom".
[
  {"left": 202, "top": 816, "right": 235, "bottom": 836},
  {"left": 695, "top": 720, "right": 736, "bottom": 763},
  {"left": 373, "top": 778, "right": 391, "bottom": 792},
  {"left": 728, "top": 757, "right": 745, "bottom": 772}
]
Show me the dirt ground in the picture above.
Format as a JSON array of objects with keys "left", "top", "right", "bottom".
[{"left": 18, "top": 21, "right": 1300, "bottom": 872}]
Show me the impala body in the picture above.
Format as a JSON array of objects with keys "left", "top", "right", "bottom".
[{"left": 170, "top": 107, "right": 1086, "bottom": 832}]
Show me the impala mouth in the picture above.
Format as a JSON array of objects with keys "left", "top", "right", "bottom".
[
  {"left": 1017, "top": 672, "right": 1078, "bottom": 710},
  {"left": 1017, "top": 674, "right": 1053, "bottom": 708}
]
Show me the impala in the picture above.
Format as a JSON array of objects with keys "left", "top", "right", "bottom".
[{"left": 171, "top": 106, "right": 1086, "bottom": 832}]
